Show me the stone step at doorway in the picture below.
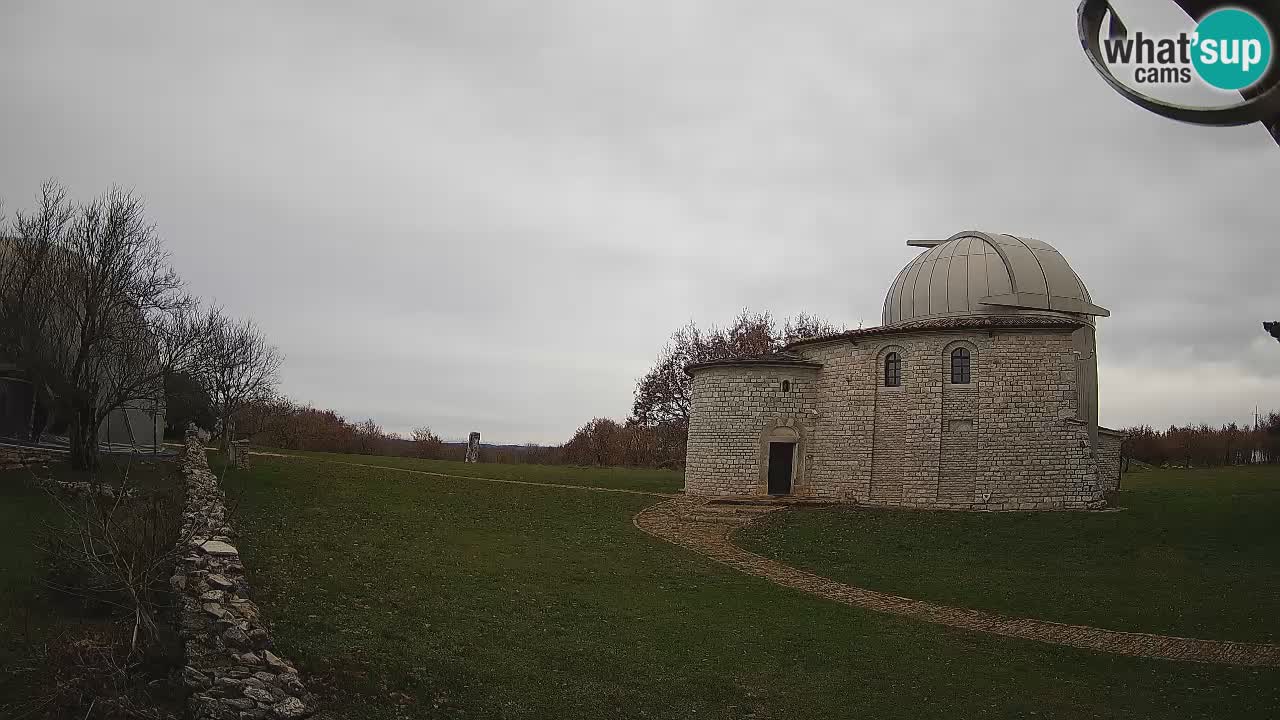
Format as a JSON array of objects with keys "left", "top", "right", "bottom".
[{"left": 681, "top": 500, "right": 787, "bottom": 527}]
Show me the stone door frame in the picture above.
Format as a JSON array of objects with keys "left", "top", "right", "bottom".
[{"left": 757, "top": 419, "right": 806, "bottom": 496}]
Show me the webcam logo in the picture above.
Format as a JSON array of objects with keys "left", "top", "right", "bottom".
[
  {"left": 1191, "top": 8, "right": 1272, "bottom": 90},
  {"left": 1099, "top": 8, "right": 1272, "bottom": 89},
  {"left": 1078, "top": 0, "right": 1280, "bottom": 135}
]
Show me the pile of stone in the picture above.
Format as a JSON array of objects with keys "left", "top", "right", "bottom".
[
  {"left": 0, "top": 444, "right": 55, "bottom": 470},
  {"left": 171, "top": 427, "right": 317, "bottom": 720},
  {"left": 36, "top": 477, "right": 135, "bottom": 498}
]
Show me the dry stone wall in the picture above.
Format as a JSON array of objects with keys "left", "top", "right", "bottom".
[
  {"left": 172, "top": 428, "right": 317, "bottom": 720},
  {"left": 685, "top": 328, "right": 1108, "bottom": 510}
]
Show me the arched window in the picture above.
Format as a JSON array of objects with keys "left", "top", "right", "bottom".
[
  {"left": 951, "top": 347, "right": 971, "bottom": 384},
  {"left": 884, "top": 352, "right": 901, "bottom": 387}
]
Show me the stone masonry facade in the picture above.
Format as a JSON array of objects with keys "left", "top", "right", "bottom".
[
  {"left": 684, "top": 364, "right": 820, "bottom": 496},
  {"left": 1098, "top": 427, "right": 1124, "bottom": 493},
  {"left": 685, "top": 326, "right": 1122, "bottom": 510}
]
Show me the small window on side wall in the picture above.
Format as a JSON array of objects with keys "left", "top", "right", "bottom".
[
  {"left": 781, "top": 380, "right": 791, "bottom": 392},
  {"left": 884, "top": 352, "right": 901, "bottom": 387},
  {"left": 951, "top": 348, "right": 971, "bottom": 384}
]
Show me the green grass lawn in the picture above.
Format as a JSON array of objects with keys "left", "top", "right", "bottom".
[
  {"left": 265, "top": 449, "right": 684, "bottom": 494},
  {"left": 224, "top": 455, "right": 1280, "bottom": 720},
  {"left": 0, "top": 469, "right": 64, "bottom": 658},
  {"left": 737, "top": 465, "right": 1280, "bottom": 644}
]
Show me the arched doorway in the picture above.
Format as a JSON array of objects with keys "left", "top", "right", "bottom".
[{"left": 765, "top": 425, "right": 799, "bottom": 496}]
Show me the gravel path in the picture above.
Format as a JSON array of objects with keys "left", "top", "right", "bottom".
[{"left": 634, "top": 497, "right": 1280, "bottom": 667}]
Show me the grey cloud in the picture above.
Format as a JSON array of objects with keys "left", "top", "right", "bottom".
[{"left": 2, "top": 0, "right": 1278, "bottom": 442}]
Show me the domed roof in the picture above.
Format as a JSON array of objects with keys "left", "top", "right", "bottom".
[{"left": 882, "top": 230, "right": 1108, "bottom": 327}]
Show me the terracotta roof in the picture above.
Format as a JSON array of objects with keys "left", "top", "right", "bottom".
[
  {"left": 784, "top": 315, "right": 1085, "bottom": 350},
  {"left": 685, "top": 351, "right": 823, "bottom": 375}
]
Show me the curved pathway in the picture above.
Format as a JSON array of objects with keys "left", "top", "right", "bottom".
[
  {"left": 249, "top": 451, "right": 1280, "bottom": 667},
  {"left": 634, "top": 497, "right": 1280, "bottom": 667}
]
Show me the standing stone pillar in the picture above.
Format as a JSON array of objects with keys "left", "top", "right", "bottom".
[
  {"left": 465, "top": 432, "right": 481, "bottom": 463},
  {"left": 230, "top": 440, "right": 251, "bottom": 470}
]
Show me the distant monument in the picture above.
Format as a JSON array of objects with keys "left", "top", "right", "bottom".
[{"left": 465, "top": 432, "right": 480, "bottom": 463}]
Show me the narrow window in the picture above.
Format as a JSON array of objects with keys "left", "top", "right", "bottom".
[
  {"left": 951, "top": 348, "right": 971, "bottom": 384},
  {"left": 781, "top": 380, "right": 791, "bottom": 392},
  {"left": 884, "top": 352, "right": 901, "bottom": 387}
]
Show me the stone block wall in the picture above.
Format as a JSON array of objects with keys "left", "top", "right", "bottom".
[
  {"left": 684, "top": 365, "right": 818, "bottom": 496},
  {"left": 939, "top": 379, "right": 979, "bottom": 504},
  {"left": 971, "top": 331, "right": 1101, "bottom": 510},
  {"left": 798, "top": 343, "right": 877, "bottom": 499},
  {"left": 1097, "top": 427, "right": 1125, "bottom": 493},
  {"left": 685, "top": 327, "right": 1108, "bottom": 510}
]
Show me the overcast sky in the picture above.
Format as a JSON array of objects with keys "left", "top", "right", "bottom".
[{"left": 2, "top": 1, "right": 1277, "bottom": 443}]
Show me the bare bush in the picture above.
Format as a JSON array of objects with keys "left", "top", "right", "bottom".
[
  {"left": 19, "top": 460, "right": 192, "bottom": 719},
  {"left": 238, "top": 398, "right": 361, "bottom": 452},
  {"left": 352, "top": 418, "right": 384, "bottom": 455},
  {"left": 411, "top": 425, "right": 445, "bottom": 459},
  {"left": 40, "top": 470, "right": 189, "bottom": 657},
  {"left": 561, "top": 418, "right": 667, "bottom": 468},
  {"left": 12, "top": 622, "right": 180, "bottom": 719},
  {"left": 1122, "top": 412, "right": 1280, "bottom": 468},
  {"left": 628, "top": 309, "right": 841, "bottom": 468}
]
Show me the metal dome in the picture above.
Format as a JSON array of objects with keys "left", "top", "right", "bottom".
[{"left": 882, "top": 230, "right": 1108, "bottom": 327}]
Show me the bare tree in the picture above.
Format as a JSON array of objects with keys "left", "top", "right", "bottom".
[
  {"left": 0, "top": 181, "right": 208, "bottom": 470},
  {"left": 411, "top": 425, "right": 444, "bottom": 459},
  {"left": 629, "top": 309, "right": 841, "bottom": 466},
  {"left": 353, "top": 418, "right": 383, "bottom": 455},
  {"left": 563, "top": 417, "right": 624, "bottom": 466},
  {"left": 781, "top": 311, "right": 844, "bottom": 346},
  {"left": 199, "top": 311, "right": 282, "bottom": 449}
]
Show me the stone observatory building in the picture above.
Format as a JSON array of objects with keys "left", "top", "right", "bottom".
[{"left": 683, "top": 230, "right": 1125, "bottom": 510}]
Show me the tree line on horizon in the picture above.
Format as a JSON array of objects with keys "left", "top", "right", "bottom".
[
  {"left": 179, "top": 310, "right": 843, "bottom": 466},
  {"left": 1121, "top": 415, "right": 1280, "bottom": 469},
  {"left": 188, "top": 308, "right": 1280, "bottom": 471}
]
